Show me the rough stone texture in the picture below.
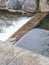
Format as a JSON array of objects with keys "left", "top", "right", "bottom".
[
  {"left": 19, "top": 0, "right": 26, "bottom": 5},
  {"left": 0, "top": 0, "right": 38, "bottom": 12},
  {"left": 39, "top": 0, "right": 49, "bottom": 12},
  {"left": 0, "top": 41, "right": 49, "bottom": 65},
  {"left": 8, "top": 51, "right": 49, "bottom": 65},
  {"left": 0, "top": 41, "right": 23, "bottom": 65},
  {"left": 0, "top": 0, "right": 6, "bottom": 7},
  {"left": 5, "top": 0, "right": 38, "bottom": 12},
  {"left": 22, "top": 0, "right": 37, "bottom": 12},
  {"left": 5, "top": 0, "right": 22, "bottom": 9},
  {"left": 8, "top": 51, "right": 39, "bottom": 65}
]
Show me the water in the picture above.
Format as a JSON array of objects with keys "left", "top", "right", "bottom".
[{"left": 0, "top": 11, "right": 32, "bottom": 41}]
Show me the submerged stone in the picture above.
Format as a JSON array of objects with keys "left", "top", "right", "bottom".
[
  {"left": 5, "top": 0, "right": 22, "bottom": 9},
  {"left": 22, "top": 0, "right": 37, "bottom": 12}
]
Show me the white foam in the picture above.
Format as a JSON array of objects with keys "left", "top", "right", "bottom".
[{"left": 0, "top": 17, "right": 32, "bottom": 41}]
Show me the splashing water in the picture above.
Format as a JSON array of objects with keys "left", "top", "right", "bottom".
[{"left": 0, "top": 11, "right": 32, "bottom": 41}]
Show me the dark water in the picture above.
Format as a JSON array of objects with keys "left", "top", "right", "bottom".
[{"left": 36, "top": 14, "right": 49, "bottom": 30}]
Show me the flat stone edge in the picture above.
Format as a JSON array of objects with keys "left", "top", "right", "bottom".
[{"left": 0, "top": 41, "right": 49, "bottom": 65}]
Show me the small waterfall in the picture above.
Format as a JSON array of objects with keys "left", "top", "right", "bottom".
[{"left": 0, "top": 11, "right": 32, "bottom": 41}]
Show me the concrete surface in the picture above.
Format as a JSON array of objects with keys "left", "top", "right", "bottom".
[{"left": 0, "top": 41, "right": 49, "bottom": 65}]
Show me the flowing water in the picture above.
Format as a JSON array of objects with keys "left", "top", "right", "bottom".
[{"left": 0, "top": 10, "right": 32, "bottom": 41}]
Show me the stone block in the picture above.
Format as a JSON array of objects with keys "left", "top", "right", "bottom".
[
  {"left": 39, "top": 0, "right": 49, "bottom": 12},
  {"left": 5, "top": 0, "right": 22, "bottom": 9},
  {"left": 22, "top": 0, "right": 38, "bottom": 13}
]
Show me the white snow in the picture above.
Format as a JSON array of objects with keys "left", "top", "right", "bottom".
[{"left": 15, "top": 28, "right": 49, "bottom": 57}]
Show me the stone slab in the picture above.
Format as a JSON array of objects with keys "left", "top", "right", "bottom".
[
  {"left": 0, "top": 41, "right": 23, "bottom": 65},
  {"left": 0, "top": 41, "right": 49, "bottom": 65}
]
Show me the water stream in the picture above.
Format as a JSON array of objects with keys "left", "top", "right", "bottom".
[{"left": 0, "top": 11, "right": 32, "bottom": 41}]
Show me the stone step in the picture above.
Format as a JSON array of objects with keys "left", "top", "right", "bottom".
[{"left": 0, "top": 41, "right": 49, "bottom": 65}]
